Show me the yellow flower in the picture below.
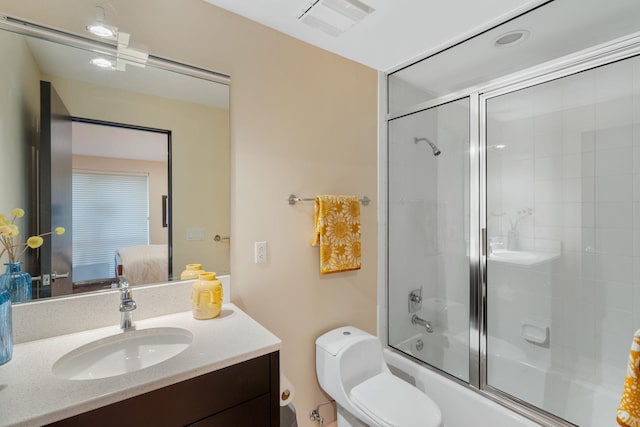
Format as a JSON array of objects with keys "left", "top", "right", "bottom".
[
  {"left": 8, "top": 224, "right": 19, "bottom": 237},
  {"left": 0, "top": 225, "right": 12, "bottom": 236},
  {"left": 0, "top": 207, "right": 64, "bottom": 264},
  {"left": 27, "top": 236, "right": 44, "bottom": 248}
]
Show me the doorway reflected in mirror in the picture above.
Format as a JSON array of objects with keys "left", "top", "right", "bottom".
[{"left": 70, "top": 120, "right": 170, "bottom": 296}]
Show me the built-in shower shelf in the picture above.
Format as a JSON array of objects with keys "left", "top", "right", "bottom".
[{"left": 488, "top": 250, "right": 559, "bottom": 267}]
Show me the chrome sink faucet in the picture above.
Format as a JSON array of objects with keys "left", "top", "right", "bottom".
[{"left": 118, "top": 276, "right": 136, "bottom": 330}]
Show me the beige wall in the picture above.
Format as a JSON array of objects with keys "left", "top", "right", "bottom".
[
  {"left": 0, "top": 29, "right": 40, "bottom": 254},
  {"left": 42, "top": 74, "right": 230, "bottom": 277},
  {"left": 72, "top": 155, "right": 168, "bottom": 245},
  {"left": 0, "top": 1, "right": 379, "bottom": 425}
]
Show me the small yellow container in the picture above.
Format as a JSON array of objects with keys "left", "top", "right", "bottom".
[
  {"left": 191, "top": 272, "right": 223, "bottom": 320},
  {"left": 180, "top": 263, "right": 203, "bottom": 280}
]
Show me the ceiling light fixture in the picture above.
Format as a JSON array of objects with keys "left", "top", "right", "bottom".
[
  {"left": 493, "top": 30, "right": 530, "bottom": 48},
  {"left": 88, "top": 32, "right": 148, "bottom": 72},
  {"left": 115, "top": 31, "right": 149, "bottom": 71},
  {"left": 86, "top": 23, "right": 118, "bottom": 39},
  {"left": 298, "top": 0, "right": 375, "bottom": 37},
  {"left": 85, "top": 5, "right": 147, "bottom": 72},
  {"left": 90, "top": 57, "right": 114, "bottom": 69},
  {"left": 86, "top": 6, "right": 118, "bottom": 40}
]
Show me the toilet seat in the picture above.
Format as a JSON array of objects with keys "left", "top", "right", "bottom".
[{"left": 350, "top": 373, "right": 443, "bottom": 427}]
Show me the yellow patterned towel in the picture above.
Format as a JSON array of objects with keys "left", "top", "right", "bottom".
[
  {"left": 312, "top": 195, "right": 361, "bottom": 274},
  {"left": 618, "top": 330, "right": 640, "bottom": 427}
]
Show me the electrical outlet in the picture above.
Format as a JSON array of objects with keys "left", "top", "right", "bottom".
[{"left": 254, "top": 241, "right": 267, "bottom": 264}]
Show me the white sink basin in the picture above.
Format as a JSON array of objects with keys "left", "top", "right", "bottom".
[{"left": 52, "top": 327, "right": 193, "bottom": 380}]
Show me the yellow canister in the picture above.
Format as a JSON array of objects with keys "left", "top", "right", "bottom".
[
  {"left": 180, "top": 263, "right": 203, "bottom": 280},
  {"left": 191, "top": 272, "right": 223, "bottom": 320}
]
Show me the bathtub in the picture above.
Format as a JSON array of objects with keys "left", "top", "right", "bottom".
[{"left": 387, "top": 332, "right": 622, "bottom": 427}]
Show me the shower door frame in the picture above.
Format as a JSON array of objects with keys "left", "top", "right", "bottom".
[{"left": 383, "top": 30, "right": 640, "bottom": 427}]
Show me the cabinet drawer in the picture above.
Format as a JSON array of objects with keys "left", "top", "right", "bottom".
[{"left": 188, "top": 394, "right": 270, "bottom": 427}]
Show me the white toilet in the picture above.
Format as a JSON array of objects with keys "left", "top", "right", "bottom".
[{"left": 316, "top": 326, "right": 443, "bottom": 427}]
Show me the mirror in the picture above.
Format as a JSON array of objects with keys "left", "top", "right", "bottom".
[{"left": 0, "top": 18, "right": 230, "bottom": 302}]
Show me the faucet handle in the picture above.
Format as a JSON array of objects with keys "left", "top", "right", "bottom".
[
  {"left": 120, "top": 299, "right": 137, "bottom": 312},
  {"left": 408, "top": 287, "right": 423, "bottom": 313},
  {"left": 117, "top": 276, "right": 134, "bottom": 301},
  {"left": 118, "top": 276, "right": 130, "bottom": 288}
]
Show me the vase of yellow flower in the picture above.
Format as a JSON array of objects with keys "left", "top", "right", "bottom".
[
  {"left": 0, "top": 289, "right": 11, "bottom": 365},
  {"left": 0, "top": 208, "right": 65, "bottom": 303},
  {"left": 0, "top": 262, "right": 31, "bottom": 303}
]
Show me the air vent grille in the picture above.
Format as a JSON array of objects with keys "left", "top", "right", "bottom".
[{"left": 298, "top": 0, "right": 375, "bottom": 36}]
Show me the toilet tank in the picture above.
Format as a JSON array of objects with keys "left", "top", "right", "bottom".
[{"left": 316, "top": 327, "right": 387, "bottom": 395}]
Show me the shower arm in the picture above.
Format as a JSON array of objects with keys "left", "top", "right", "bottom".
[{"left": 414, "top": 137, "right": 441, "bottom": 156}]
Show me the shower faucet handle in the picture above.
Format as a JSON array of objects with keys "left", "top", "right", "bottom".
[{"left": 408, "top": 287, "right": 423, "bottom": 313}]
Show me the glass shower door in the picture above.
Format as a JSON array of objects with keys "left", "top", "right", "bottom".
[
  {"left": 485, "top": 56, "right": 640, "bottom": 426},
  {"left": 388, "top": 98, "right": 470, "bottom": 381}
]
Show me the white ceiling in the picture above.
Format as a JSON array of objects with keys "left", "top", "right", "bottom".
[
  {"left": 387, "top": 0, "right": 640, "bottom": 105},
  {"left": 202, "top": 0, "right": 543, "bottom": 71}
]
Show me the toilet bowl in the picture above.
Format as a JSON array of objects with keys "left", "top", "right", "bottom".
[{"left": 316, "top": 326, "right": 443, "bottom": 427}]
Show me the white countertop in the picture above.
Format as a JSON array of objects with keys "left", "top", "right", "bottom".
[{"left": 0, "top": 304, "right": 281, "bottom": 426}]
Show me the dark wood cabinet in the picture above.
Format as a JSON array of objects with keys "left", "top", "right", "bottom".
[{"left": 49, "top": 352, "right": 279, "bottom": 427}]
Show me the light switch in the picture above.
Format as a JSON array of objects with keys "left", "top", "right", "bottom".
[{"left": 254, "top": 241, "right": 267, "bottom": 264}]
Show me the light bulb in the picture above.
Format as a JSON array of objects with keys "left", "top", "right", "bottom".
[
  {"left": 86, "top": 23, "right": 118, "bottom": 39},
  {"left": 90, "top": 58, "right": 114, "bottom": 69}
]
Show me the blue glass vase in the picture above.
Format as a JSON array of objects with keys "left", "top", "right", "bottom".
[
  {"left": 0, "top": 262, "right": 32, "bottom": 303},
  {"left": 0, "top": 290, "right": 11, "bottom": 365}
]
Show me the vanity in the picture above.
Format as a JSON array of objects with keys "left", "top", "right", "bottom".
[
  {"left": 0, "top": 303, "right": 281, "bottom": 426},
  {"left": 0, "top": 13, "right": 272, "bottom": 427}
]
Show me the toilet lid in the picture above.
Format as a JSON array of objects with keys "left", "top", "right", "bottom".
[{"left": 350, "top": 373, "right": 442, "bottom": 427}]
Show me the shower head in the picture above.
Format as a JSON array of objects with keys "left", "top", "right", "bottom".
[{"left": 414, "top": 137, "right": 441, "bottom": 156}]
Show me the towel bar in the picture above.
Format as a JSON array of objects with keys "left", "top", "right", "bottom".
[{"left": 288, "top": 194, "right": 371, "bottom": 206}]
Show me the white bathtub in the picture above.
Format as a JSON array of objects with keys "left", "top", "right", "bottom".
[{"left": 387, "top": 332, "right": 622, "bottom": 427}]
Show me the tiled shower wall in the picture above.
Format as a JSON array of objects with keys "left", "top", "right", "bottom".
[{"left": 486, "top": 56, "right": 640, "bottom": 388}]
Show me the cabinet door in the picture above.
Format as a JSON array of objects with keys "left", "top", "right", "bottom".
[{"left": 188, "top": 395, "right": 270, "bottom": 427}]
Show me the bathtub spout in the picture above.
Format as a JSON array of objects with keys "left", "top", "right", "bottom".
[{"left": 411, "top": 314, "right": 433, "bottom": 333}]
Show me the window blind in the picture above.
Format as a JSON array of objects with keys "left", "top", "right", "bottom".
[{"left": 72, "top": 172, "right": 149, "bottom": 282}]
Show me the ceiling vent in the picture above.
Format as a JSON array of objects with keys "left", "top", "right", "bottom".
[{"left": 298, "top": 0, "right": 375, "bottom": 36}]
